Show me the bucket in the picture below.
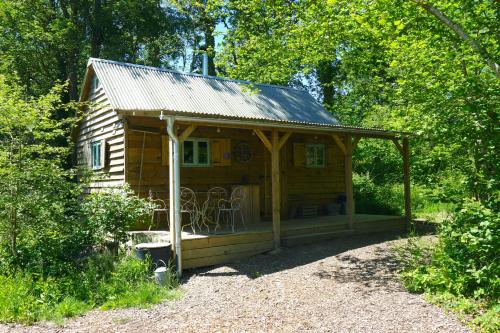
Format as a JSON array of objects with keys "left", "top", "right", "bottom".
[{"left": 135, "top": 242, "right": 172, "bottom": 268}]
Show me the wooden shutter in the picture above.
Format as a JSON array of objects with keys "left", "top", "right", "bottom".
[
  {"left": 211, "top": 138, "right": 231, "bottom": 166},
  {"left": 100, "top": 138, "right": 109, "bottom": 169},
  {"left": 161, "top": 135, "right": 169, "bottom": 166},
  {"left": 84, "top": 141, "right": 92, "bottom": 168},
  {"left": 293, "top": 143, "right": 305, "bottom": 167}
]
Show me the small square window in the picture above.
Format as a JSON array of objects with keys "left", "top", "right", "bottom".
[
  {"left": 91, "top": 141, "right": 102, "bottom": 169},
  {"left": 182, "top": 138, "right": 210, "bottom": 167},
  {"left": 91, "top": 76, "right": 99, "bottom": 92},
  {"left": 305, "top": 144, "right": 325, "bottom": 168}
]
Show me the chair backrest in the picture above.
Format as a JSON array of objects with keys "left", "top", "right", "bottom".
[
  {"left": 180, "top": 187, "right": 197, "bottom": 211},
  {"left": 207, "top": 187, "right": 228, "bottom": 202},
  {"left": 230, "top": 186, "right": 245, "bottom": 209},
  {"left": 151, "top": 198, "right": 168, "bottom": 210}
]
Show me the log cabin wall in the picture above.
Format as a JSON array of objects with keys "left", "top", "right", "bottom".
[
  {"left": 125, "top": 117, "right": 346, "bottom": 228},
  {"left": 283, "top": 134, "right": 345, "bottom": 216},
  {"left": 125, "top": 117, "right": 267, "bottom": 212},
  {"left": 76, "top": 83, "right": 125, "bottom": 191}
]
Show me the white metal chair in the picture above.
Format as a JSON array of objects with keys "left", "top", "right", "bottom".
[
  {"left": 148, "top": 190, "right": 169, "bottom": 230},
  {"left": 217, "top": 186, "right": 246, "bottom": 233},
  {"left": 201, "top": 187, "right": 228, "bottom": 233},
  {"left": 180, "top": 187, "right": 200, "bottom": 234}
]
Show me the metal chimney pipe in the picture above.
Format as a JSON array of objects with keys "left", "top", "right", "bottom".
[{"left": 202, "top": 52, "right": 209, "bottom": 76}]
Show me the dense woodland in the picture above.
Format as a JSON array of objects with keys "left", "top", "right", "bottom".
[{"left": 0, "top": 0, "right": 498, "bottom": 329}]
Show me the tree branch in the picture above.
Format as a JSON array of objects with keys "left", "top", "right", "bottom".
[{"left": 413, "top": 0, "right": 499, "bottom": 78}]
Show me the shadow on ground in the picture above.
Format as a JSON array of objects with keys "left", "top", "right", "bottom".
[{"left": 183, "top": 231, "right": 410, "bottom": 293}]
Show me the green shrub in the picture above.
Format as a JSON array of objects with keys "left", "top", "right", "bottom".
[
  {"left": 437, "top": 199, "right": 499, "bottom": 299},
  {"left": 82, "top": 186, "right": 154, "bottom": 245},
  {"left": 402, "top": 199, "right": 499, "bottom": 299},
  {"left": 353, "top": 173, "right": 402, "bottom": 215},
  {"left": 397, "top": 198, "right": 499, "bottom": 332}
]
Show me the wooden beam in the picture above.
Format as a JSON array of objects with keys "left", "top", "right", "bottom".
[
  {"left": 179, "top": 124, "right": 197, "bottom": 142},
  {"left": 392, "top": 138, "right": 403, "bottom": 155},
  {"left": 352, "top": 136, "right": 362, "bottom": 150},
  {"left": 123, "top": 120, "right": 129, "bottom": 183},
  {"left": 344, "top": 134, "right": 354, "bottom": 229},
  {"left": 403, "top": 138, "right": 411, "bottom": 228},
  {"left": 254, "top": 129, "right": 273, "bottom": 152},
  {"left": 271, "top": 129, "right": 281, "bottom": 249},
  {"left": 278, "top": 132, "right": 292, "bottom": 150},
  {"left": 331, "top": 134, "right": 346, "bottom": 155},
  {"left": 120, "top": 112, "right": 408, "bottom": 139}
]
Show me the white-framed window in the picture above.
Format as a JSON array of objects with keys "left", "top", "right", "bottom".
[
  {"left": 305, "top": 144, "right": 325, "bottom": 168},
  {"left": 91, "top": 140, "right": 102, "bottom": 169},
  {"left": 182, "top": 138, "right": 210, "bottom": 167}
]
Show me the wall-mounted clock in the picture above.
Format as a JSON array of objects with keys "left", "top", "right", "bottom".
[{"left": 234, "top": 141, "right": 252, "bottom": 163}]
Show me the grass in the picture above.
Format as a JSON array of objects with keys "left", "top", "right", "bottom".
[
  {"left": 101, "top": 282, "right": 182, "bottom": 309},
  {"left": 413, "top": 201, "right": 455, "bottom": 222},
  {"left": 0, "top": 255, "right": 181, "bottom": 325}
]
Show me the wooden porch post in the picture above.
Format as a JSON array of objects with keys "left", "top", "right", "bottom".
[
  {"left": 344, "top": 135, "right": 354, "bottom": 229},
  {"left": 402, "top": 138, "right": 411, "bottom": 227},
  {"left": 254, "top": 129, "right": 290, "bottom": 250},
  {"left": 271, "top": 129, "right": 281, "bottom": 249}
]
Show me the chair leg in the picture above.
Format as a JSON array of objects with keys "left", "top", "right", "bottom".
[
  {"left": 240, "top": 209, "right": 246, "bottom": 230},
  {"left": 215, "top": 210, "right": 220, "bottom": 233},
  {"left": 231, "top": 211, "right": 235, "bottom": 233}
]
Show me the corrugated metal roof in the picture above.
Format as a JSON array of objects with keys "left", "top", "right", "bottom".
[{"left": 86, "top": 58, "right": 339, "bottom": 127}]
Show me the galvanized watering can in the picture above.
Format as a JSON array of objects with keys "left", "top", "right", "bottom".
[{"left": 154, "top": 260, "right": 169, "bottom": 286}]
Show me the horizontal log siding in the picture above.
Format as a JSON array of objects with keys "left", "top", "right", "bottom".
[
  {"left": 126, "top": 117, "right": 267, "bottom": 207},
  {"left": 76, "top": 85, "right": 125, "bottom": 191},
  {"left": 284, "top": 134, "right": 345, "bottom": 211},
  {"left": 125, "top": 117, "right": 346, "bottom": 224}
]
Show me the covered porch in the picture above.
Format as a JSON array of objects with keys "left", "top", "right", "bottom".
[
  {"left": 121, "top": 114, "right": 411, "bottom": 274},
  {"left": 130, "top": 214, "right": 405, "bottom": 269}
]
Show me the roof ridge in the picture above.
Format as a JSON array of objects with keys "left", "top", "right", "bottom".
[{"left": 88, "top": 57, "right": 306, "bottom": 92}]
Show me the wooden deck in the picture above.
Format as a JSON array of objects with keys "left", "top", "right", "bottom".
[{"left": 180, "top": 214, "right": 405, "bottom": 269}]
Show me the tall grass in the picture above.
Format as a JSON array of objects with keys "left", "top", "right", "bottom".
[{"left": 0, "top": 255, "right": 180, "bottom": 324}]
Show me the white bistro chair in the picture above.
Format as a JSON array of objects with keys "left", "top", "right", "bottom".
[
  {"left": 217, "top": 186, "right": 246, "bottom": 233},
  {"left": 201, "top": 187, "right": 228, "bottom": 233},
  {"left": 180, "top": 187, "right": 200, "bottom": 234}
]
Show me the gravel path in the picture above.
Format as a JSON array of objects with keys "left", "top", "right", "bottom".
[{"left": 1, "top": 233, "right": 469, "bottom": 333}]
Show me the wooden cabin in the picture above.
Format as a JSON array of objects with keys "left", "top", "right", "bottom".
[{"left": 77, "top": 58, "right": 411, "bottom": 275}]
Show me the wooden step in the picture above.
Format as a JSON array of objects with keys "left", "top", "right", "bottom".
[
  {"left": 281, "top": 229, "right": 353, "bottom": 247},
  {"left": 281, "top": 223, "right": 348, "bottom": 237}
]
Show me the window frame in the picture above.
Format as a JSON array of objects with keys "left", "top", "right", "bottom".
[
  {"left": 91, "top": 140, "right": 102, "bottom": 170},
  {"left": 305, "top": 143, "right": 326, "bottom": 168},
  {"left": 182, "top": 138, "right": 211, "bottom": 167}
]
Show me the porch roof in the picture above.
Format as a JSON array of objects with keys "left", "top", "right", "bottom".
[{"left": 81, "top": 58, "right": 409, "bottom": 138}]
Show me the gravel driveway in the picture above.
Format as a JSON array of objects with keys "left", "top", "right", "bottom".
[{"left": 1, "top": 232, "right": 468, "bottom": 333}]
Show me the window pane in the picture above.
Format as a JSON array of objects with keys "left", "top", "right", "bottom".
[
  {"left": 183, "top": 141, "right": 194, "bottom": 164},
  {"left": 316, "top": 146, "right": 324, "bottom": 166},
  {"left": 92, "top": 142, "right": 101, "bottom": 168},
  {"left": 306, "top": 146, "right": 315, "bottom": 166},
  {"left": 198, "top": 141, "right": 208, "bottom": 165}
]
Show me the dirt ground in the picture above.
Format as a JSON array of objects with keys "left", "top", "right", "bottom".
[{"left": 1, "top": 232, "right": 469, "bottom": 333}]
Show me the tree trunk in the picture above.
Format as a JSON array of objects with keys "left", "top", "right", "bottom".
[
  {"left": 317, "top": 61, "right": 336, "bottom": 106},
  {"left": 67, "top": 50, "right": 79, "bottom": 101},
  {"left": 413, "top": 0, "right": 499, "bottom": 78},
  {"left": 203, "top": 18, "right": 217, "bottom": 76},
  {"left": 90, "top": 0, "right": 103, "bottom": 58}
]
